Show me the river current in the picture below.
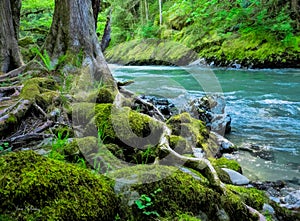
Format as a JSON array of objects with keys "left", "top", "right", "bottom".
[{"left": 110, "top": 65, "right": 300, "bottom": 186}]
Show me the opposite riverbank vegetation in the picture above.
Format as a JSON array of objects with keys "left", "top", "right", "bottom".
[{"left": 0, "top": 0, "right": 299, "bottom": 220}]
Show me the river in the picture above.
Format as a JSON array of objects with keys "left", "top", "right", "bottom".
[{"left": 110, "top": 65, "right": 300, "bottom": 186}]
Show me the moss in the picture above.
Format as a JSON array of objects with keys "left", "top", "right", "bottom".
[
  {"left": 85, "top": 87, "right": 115, "bottom": 104},
  {"left": 36, "top": 91, "right": 60, "bottom": 109},
  {"left": 167, "top": 112, "right": 219, "bottom": 157},
  {"left": 105, "top": 39, "right": 198, "bottom": 66},
  {"left": 20, "top": 77, "right": 59, "bottom": 102},
  {"left": 227, "top": 185, "right": 268, "bottom": 210},
  {"left": 211, "top": 157, "right": 242, "bottom": 173},
  {"left": 0, "top": 151, "right": 118, "bottom": 220},
  {"left": 65, "top": 136, "right": 126, "bottom": 171},
  {"left": 169, "top": 135, "right": 192, "bottom": 155},
  {"left": 110, "top": 164, "right": 258, "bottom": 221},
  {"left": 18, "top": 36, "right": 35, "bottom": 47},
  {"left": 94, "top": 104, "right": 164, "bottom": 148},
  {"left": 161, "top": 212, "right": 202, "bottom": 221},
  {"left": 6, "top": 114, "right": 17, "bottom": 124}
]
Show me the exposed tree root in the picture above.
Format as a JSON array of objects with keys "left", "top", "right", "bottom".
[{"left": 0, "top": 65, "right": 26, "bottom": 80}]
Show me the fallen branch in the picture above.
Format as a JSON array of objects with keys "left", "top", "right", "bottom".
[
  {"left": 33, "top": 120, "right": 54, "bottom": 133},
  {"left": 10, "top": 133, "right": 53, "bottom": 143}
]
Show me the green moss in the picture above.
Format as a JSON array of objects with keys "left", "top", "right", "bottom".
[
  {"left": 94, "top": 104, "right": 164, "bottom": 148},
  {"left": 167, "top": 113, "right": 219, "bottom": 157},
  {"left": 65, "top": 136, "right": 126, "bottom": 171},
  {"left": 211, "top": 157, "right": 242, "bottom": 173},
  {"left": 20, "top": 77, "right": 59, "bottom": 101},
  {"left": 110, "top": 164, "right": 258, "bottom": 221},
  {"left": 85, "top": 87, "right": 115, "bottom": 104},
  {"left": 6, "top": 114, "right": 17, "bottom": 124},
  {"left": 227, "top": 185, "right": 268, "bottom": 210},
  {"left": 169, "top": 135, "right": 192, "bottom": 155},
  {"left": 0, "top": 151, "right": 118, "bottom": 220},
  {"left": 105, "top": 39, "right": 198, "bottom": 65}
]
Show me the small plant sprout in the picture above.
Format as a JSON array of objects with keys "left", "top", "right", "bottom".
[{"left": 135, "top": 188, "right": 162, "bottom": 217}]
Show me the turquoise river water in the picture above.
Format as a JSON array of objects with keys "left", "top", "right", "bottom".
[{"left": 110, "top": 65, "right": 300, "bottom": 186}]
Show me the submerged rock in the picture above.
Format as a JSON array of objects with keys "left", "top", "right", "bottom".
[{"left": 239, "top": 143, "right": 274, "bottom": 161}]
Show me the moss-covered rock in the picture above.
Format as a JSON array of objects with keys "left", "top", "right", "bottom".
[
  {"left": 0, "top": 151, "right": 118, "bottom": 221},
  {"left": 227, "top": 185, "right": 268, "bottom": 211},
  {"left": 211, "top": 157, "right": 242, "bottom": 173},
  {"left": 94, "top": 104, "right": 164, "bottom": 159},
  {"left": 167, "top": 112, "right": 220, "bottom": 158},
  {"left": 20, "top": 77, "right": 60, "bottom": 109},
  {"left": 64, "top": 136, "right": 126, "bottom": 171},
  {"left": 109, "top": 164, "right": 258, "bottom": 221},
  {"left": 169, "top": 135, "right": 193, "bottom": 155},
  {"left": 92, "top": 104, "right": 165, "bottom": 164}
]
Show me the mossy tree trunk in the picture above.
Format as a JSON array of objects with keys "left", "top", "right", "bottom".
[
  {"left": 43, "top": 0, "right": 116, "bottom": 88},
  {"left": 0, "top": 0, "right": 23, "bottom": 73}
]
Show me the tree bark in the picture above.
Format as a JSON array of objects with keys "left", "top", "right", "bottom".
[
  {"left": 91, "top": 0, "right": 100, "bottom": 29},
  {"left": 0, "top": 0, "right": 23, "bottom": 73},
  {"left": 43, "top": 0, "right": 116, "bottom": 88},
  {"left": 100, "top": 10, "right": 111, "bottom": 52}
]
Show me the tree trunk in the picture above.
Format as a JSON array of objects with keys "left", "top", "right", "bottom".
[
  {"left": 158, "top": 0, "right": 162, "bottom": 26},
  {"left": 91, "top": 0, "right": 100, "bottom": 29},
  {"left": 43, "top": 0, "right": 116, "bottom": 88},
  {"left": 0, "top": 0, "right": 23, "bottom": 73},
  {"left": 100, "top": 10, "right": 111, "bottom": 52}
]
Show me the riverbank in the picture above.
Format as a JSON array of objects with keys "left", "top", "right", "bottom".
[{"left": 104, "top": 39, "right": 300, "bottom": 69}]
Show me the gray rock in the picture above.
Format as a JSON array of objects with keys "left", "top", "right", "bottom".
[
  {"left": 280, "top": 190, "right": 300, "bottom": 209},
  {"left": 186, "top": 95, "right": 231, "bottom": 135},
  {"left": 210, "top": 131, "right": 236, "bottom": 153},
  {"left": 221, "top": 168, "right": 250, "bottom": 185},
  {"left": 263, "top": 203, "right": 275, "bottom": 215}
]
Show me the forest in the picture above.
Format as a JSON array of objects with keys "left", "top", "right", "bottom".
[{"left": 0, "top": 0, "right": 299, "bottom": 220}]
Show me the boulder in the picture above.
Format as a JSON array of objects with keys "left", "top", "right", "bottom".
[
  {"left": 222, "top": 168, "right": 250, "bottom": 185},
  {"left": 186, "top": 95, "right": 231, "bottom": 135}
]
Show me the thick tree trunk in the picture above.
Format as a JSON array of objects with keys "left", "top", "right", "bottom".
[
  {"left": 43, "top": 0, "right": 116, "bottom": 88},
  {"left": 0, "top": 0, "right": 23, "bottom": 73}
]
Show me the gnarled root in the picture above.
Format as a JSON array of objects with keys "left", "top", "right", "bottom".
[{"left": 158, "top": 124, "right": 224, "bottom": 191}]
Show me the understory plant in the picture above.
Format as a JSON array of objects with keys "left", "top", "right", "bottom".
[{"left": 135, "top": 188, "right": 162, "bottom": 217}]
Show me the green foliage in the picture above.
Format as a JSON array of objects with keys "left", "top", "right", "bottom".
[
  {"left": 135, "top": 188, "right": 162, "bottom": 217},
  {"left": 0, "top": 142, "right": 11, "bottom": 156},
  {"left": 32, "top": 48, "right": 54, "bottom": 71},
  {"left": 20, "top": 0, "right": 54, "bottom": 46},
  {"left": 48, "top": 131, "right": 69, "bottom": 161},
  {"left": 32, "top": 48, "right": 67, "bottom": 72},
  {"left": 108, "top": 0, "right": 299, "bottom": 66},
  {"left": 227, "top": 185, "right": 268, "bottom": 210}
]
